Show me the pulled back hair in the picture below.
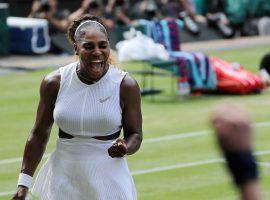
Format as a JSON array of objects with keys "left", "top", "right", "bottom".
[
  {"left": 67, "top": 14, "right": 119, "bottom": 67},
  {"left": 67, "top": 14, "right": 107, "bottom": 44}
]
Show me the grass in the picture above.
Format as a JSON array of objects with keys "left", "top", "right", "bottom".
[{"left": 0, "top": 45, "right": 270, "bottom": 199}]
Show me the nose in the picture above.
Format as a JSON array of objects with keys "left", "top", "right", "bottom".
[{"left": 92, "top": 47, "right": 102, "bottom": 57}]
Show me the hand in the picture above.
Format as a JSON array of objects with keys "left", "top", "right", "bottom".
[
  {"left": 104, "top": 19, "right": 114, "bottom": 29},
  {"left": 44, "top": 9, "right": 54, "bottom": 21},
  {"left": 105, "top": 0, "right": 115, "bottom": 13},
  {"left": 31, "top": 0, "right": 41, "bottom": 14},
  {"left": 12, "top": 186, "right": 29, "bottom": 200},
  {"left": 211, "top": 104, "right": 252, "bottom": 152},
  {"left": 81, "top": 0, "right": 90, "bottom": 11},
  {"left": 108, "top": 139, "right": 127, "bottom": 158}
]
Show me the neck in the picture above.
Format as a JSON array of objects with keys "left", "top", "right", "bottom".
[
  {"left": 76, "top": 63, "right": 109, "bottom": 84},
  {"left": 76, "top": 72, "right": 97, "bottom": 84}
]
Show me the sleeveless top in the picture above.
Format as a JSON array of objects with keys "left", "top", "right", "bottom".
[{"left": 53, "top": 62, "right": 127, "bottom": 137}]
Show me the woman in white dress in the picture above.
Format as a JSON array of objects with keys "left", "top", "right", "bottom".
[{"left": 12, "top": 14, "right": 142, "bottom": 200}]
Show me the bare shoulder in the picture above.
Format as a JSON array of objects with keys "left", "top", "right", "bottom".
[
  {"left": 43, "top": 69, "right": 60, "bottom": 83},
  {"left": 120, "top": 74, "right": 141, "bottom": 106},
  {"left": 40, "top": 69, "right": 61, "bottom": 100},
  {"left": 120, "top": 73, "right": 140, "bottom": 92}
]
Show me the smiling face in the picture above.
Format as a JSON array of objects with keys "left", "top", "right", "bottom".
[{"left": 75, "top": 27, "right": 110, "bottom": 81}]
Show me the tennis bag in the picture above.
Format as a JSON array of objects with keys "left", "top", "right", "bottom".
[{"left": 211, "top": 57, "right": 264, "bottom": 94}]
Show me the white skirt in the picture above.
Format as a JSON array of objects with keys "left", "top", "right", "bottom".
[{"left": 32, "top": 138, "right": 137, "bottom": 200}]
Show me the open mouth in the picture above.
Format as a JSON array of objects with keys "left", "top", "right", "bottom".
[{"left": 90, "top": 60, "right": 103, "bottom": 73}]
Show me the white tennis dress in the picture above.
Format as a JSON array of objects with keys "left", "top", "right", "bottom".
[{"left": 32, "top": 62, "right": 137, "bottom": 200}]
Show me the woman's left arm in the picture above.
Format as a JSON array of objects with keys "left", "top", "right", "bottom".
[
  {"left": 121, "top": 74, "right": 142, "bottom": 155},
  {"left": 108, "top": 74, "right": 142, "bottom": 157}
]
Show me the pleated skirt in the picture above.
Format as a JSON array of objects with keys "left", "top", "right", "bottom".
[{"left": 32, "top": 138, "right": 137, "bottom": 200}]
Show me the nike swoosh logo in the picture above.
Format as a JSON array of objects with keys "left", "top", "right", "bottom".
[{"left": 99, "top": 95, "right": 111, "bottom": 103}]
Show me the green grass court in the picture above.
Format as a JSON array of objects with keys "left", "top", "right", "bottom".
[{"left": 0, "top": 46, "right": 270, "bottom": 199}]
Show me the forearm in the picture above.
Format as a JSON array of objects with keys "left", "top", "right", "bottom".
[
  {"left": 21, "top": 132, "right": 49, "bottom": 176},
  {"left": 124, "top": 133, "right": 142, "bottom": 155},
  {"left": 68, "top": 8, "right": 85, "bottom": 23},
  {"left": 116, "top": 11, "right": 132, "bottom": 25},
  {"left": 47, "top": 18, "right": 68, "bottom": 33},
  {"left": 179, "top": 0, "right": 195, "bottom": 19},
  {"left": 240, "top": 181, "right": 261, "bottom": 200},
  {"left": 28, "top": 12, "right": 35, "bottom": 18},
  {"left": 106, "top": 0, "right": 115, "bottom": 12}
]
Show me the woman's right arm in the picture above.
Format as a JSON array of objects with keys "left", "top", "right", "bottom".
[{"left": 12, "top": 70, "right": 60, "bottom": 200}]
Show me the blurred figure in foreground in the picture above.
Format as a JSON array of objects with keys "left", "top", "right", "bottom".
[{"left": 211, "top": 104, "right": 261, "bottom": 200}]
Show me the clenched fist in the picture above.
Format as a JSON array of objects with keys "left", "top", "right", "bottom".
[
  {"left": 12, "top": 186, "right": 29, "bottom": 200},
  {"left": 108, "top": 139, "right": 128, "bottom": 158}
]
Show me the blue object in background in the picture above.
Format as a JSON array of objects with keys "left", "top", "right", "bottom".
[{"left": 7, "top": 17, "right": 50, "bottom": 55}]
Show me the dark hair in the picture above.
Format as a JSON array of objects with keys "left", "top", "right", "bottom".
[
  {"left": 89, "top": 1, "right": 99, "bottom": 10},
  {"left": 115, "top": 0, "right": 125, "bottom": 6},
  {"left": 67, "top": 14, "right": 107, "bottom": 43},
  {"left": 260, "top": 52, "right": 270, "bottom": 74},
  {"left": 38, "top": 1, "right": 51, "bottom": 12}
]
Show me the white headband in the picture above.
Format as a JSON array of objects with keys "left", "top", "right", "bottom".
[{"left": 74, "top": 20, "right": 107, "bottom": 40}]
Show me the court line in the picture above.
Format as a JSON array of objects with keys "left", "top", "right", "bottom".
[
  {"left": 0, "top": 153, "right": 50, "bottom": 166},
  {"left": 1, "top": 149, "right": 270, "bottom": 197},
  {"left": 0, "top": 191, "right": 14, "bottom": 197},
  {"left": 132, "top": 158, "right": 224, "bottom": 175},
  {"left": 144, "top": 121, "right": 270, "bottom": 144},
  {"left": 132, "top": 149, "right": 270, "bottom": 175},
  {"left": 143, "top": 130, "right": 209, "bottom": 143},
  {"left": 1, "top": 121, "right": 270, "bottom": 166},
  {"left": 257, "top": 162, "right": 270, "bottom": 167}
]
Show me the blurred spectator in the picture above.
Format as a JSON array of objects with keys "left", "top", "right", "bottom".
[
  {"left": 179, "top": 0, "right": 197, "bottom": 20},
  {"left": 256, "top": 0, "right": 270, "bottom": 36},
  {"left": 157, "top": 0, "right": 182, "bottom": 19},
  {"left": 70, "top": 0, "right": 114, "bottom": 29},
  {"left": 258, "top": 17, "right": 270, "bottom": 36},
  {"left": 158, "top": 0, "right": 200, "bottom": 35},
  {"left": 104, "top": 0, "right": 137, "bottom": 26},
  {"left": 193, "top": 0, "right": 270, "bottom": 38},
  {"left": 222, "top": 0, "right": 270, "bottom": 37},
  {"left": 130, "top": 0, "right": 161, "bottom": 21},
  {"left": 204, "top": 0, "right": 234, "bottom": 38},
  {"left": 28, "top": 0, "right": 70, "bottom": 34},
  {"left": 178, "top": 0, "right": 200, "bottom": 35},
  {"left": 28, "top": 0, "right": 73, "bottom": 54},
  {"left": 211, "top": 104, "right": 261, "bottom": 200},
  {"left": 28, "top": 0, "right": 115, "bottom": 54}
]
